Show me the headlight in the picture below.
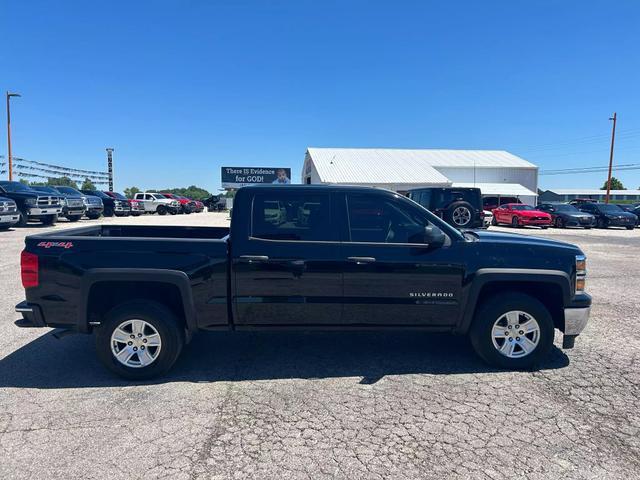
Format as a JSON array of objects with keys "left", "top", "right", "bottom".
[
  {"left": 60, "top": 198, "right": 67, "bottom": 206},
  {"left": 576, "top": 255, "right": 586, "bottom": 292},
  {"left": 25, "top": 198, "right": 36, "bottom": 206},
  {"left": 172, "top": 201, "right": 179, "bottom": 207}
]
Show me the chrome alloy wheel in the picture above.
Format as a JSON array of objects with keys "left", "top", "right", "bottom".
[
  {"left": 491, "top": 311, "right": 540, "bottom": 358},
  {"left": 110, "top": 319, "right": 162, "bottom": 368},
  {"left": 452, "top": 206, "right": 472, "bottom": 226}
]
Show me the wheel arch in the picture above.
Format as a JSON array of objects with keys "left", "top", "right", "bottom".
[
  {"left": 459, "top": 269, "right": 571, "bottom": 334},
  {"left": 81, "top": 269, "right": 197, "bottom": 336}
]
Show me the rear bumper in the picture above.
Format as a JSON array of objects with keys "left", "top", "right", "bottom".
[{"left": 15, "top": 301, "right": 46, "bottom": 328}]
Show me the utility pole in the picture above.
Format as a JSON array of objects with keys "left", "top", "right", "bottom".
[
  {"left": 605, "top": 112, "right": 617, "bottom": 204},
  {"left": 106, "top": 148, "right": 114, "bottom": 191},
  {"left": 6, "top": 92, "right": 21, "bottom": 181}
]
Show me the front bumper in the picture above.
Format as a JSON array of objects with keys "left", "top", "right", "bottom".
[
  {"left": 0, "top": 213, "right": 20, "bottom": 225},
  {"left": 564, "top": 307, "right": 591, "bottom": 335},
  {"left": 63, "top": 206, "right": 86, "bottom": 216},
  {"left": 28, "top": 206, "right": 63, "bottom": 216},
  {"left": 520, "top": 218, "right": 551, "bottom": 226}
]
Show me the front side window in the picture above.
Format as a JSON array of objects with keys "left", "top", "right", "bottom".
[
  {"left": 251, "top": 193, "right": 333, "bottom": 241},
  {"left": 347, "top": 194, "right": 433, "bottom": 244}
]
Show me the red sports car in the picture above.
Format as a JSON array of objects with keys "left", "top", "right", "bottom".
[{"left": 492, "top": 203, "right": 551, "bottom": 228}]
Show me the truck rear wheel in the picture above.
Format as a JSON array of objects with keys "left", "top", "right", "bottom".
[
  {"left": 469, "top": 293, "right": 554, "bottom": 370},
  {"left": 95, "top": 301, "right": 185, "bottom": 380}
]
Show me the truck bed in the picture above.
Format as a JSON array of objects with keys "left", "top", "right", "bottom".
[
  {"left": 23, "top": 224, "right": 231, "bottom": 332},
  {"left": 32, "top": 224, "right": 230, "bottom": 240}
]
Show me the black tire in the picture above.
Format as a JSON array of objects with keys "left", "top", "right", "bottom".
[
  {"left": 555, "top": 217, "right": 565, "bottom": 229},
  {"left": 41, "top": 214, "right": 57, "bottom": 226},
  {"left": 444, "top": 201, "right": 474, "bottom": 228},
  {"left": 87, "top": 212, "right": 102, "bottom": 220},
  {"left": 584, "top": 226, "right": 592, "bottom": 229},
  {"left": 157, "top": 205, "right": 167, "bottom": 216},
  {"left": 511, "top": 216, "right": 520, "bottom": 228},
  {"left": 95, "top": 301, "right": 185, "bottom": 380},
  {"left": 626, "top": 226, "right": 634, "bottom": 230},
  {"left": 66, "top": 215, "right": 82, "bottom": 222},
  {"left": 597, "top": 217, "right": 607, "bottom": 229},
  {"left": 540, "top": 226, "right": 549, "bottom": 229},
  {"left": 491, "top": 215, "right": 497, "bottom": 226},
  {"left": 16, "top": 209, "right": 28, "bottom": 227},
  {"left": 0, "top": 225, "right": 10, "bottom": 231},
  {"left": 104, "top": 207, "right": 115, "bottom": 217},
  {"left": 169, "top": 209, "right": 177, "bottom": 215},
  {"left": 469, "top": 292, "right": 554, "bottom": 370}
]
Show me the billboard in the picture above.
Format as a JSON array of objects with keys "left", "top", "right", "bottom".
[{"left": 221, "top": 167, "right": 291, "bottom": 188}]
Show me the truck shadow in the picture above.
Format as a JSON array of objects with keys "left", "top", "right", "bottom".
[{"left": 0, "top": 330, "right": 570, "bottom": 389}]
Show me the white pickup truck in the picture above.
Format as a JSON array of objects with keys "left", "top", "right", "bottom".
[{"left": 133, "top": 192, "right": 180, "bottom": 215}]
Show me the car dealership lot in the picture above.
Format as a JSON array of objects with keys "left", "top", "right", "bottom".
[{"left": 0, "top": 216, "right": 639, "bottom": 479}]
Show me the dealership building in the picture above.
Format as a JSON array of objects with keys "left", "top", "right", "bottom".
[
  {"left": 538, "top": 189, "right": 640, "bottom": 203},
  {"left": 302, "top": 147, "right": 539, "bottom": 205}
]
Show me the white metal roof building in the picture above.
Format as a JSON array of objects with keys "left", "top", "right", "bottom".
[
  {"left": 302, "top": 148, "right": 539, "bottom": 204},
  {"left": 539, "top": 189, "right": 640, "bottom": 202}
]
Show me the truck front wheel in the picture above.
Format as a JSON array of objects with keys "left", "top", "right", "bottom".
[
  {"left": 469, "top": 293, "right": 554, "bottom": 370},
  {"left": 96, "top": 301, "right": 185, "bottom": 380}
]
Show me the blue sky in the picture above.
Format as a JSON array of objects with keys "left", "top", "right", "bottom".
[{"left": 2, "top": 0, "right": 639, "bottom": 193}]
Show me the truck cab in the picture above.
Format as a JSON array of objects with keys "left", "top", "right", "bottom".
[{"left": 133, "top": 192, "right": 180, "bottom": 215}]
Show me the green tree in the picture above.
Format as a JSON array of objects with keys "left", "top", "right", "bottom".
[
  {"left": 156, "top": 185, "right": 211, "bottom": 200},
  {"left": 124, "top": 186, "right": 141, "bottom": 198},
  {"left": 81, "top": 178, "right": 96, "bottom": 190},
  {"left": 601, "top": 177, "right": 625, "bottom": 190},
  {"left": 46, "top": 176, "right": 77, "bottom": 188}
]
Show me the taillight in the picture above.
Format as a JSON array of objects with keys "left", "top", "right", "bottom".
[{"left": 21, "top": 251, "right": 39, "bottom": 288}]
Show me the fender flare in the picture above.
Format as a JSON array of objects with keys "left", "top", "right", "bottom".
[
  {"left": 80, "top": 268, "right": 197, "bottom": 334},
  {"left": 457, "top": 268, "right": 571, "bottom": 334}
]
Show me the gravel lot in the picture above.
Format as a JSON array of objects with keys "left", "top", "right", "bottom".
[{"left": 0, "top": 214, "right": 639, "bottom": 479}]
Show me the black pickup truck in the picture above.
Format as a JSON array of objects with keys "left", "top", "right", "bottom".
[{"left": 15, "top": 185, "right": 591, "bottom": 379}]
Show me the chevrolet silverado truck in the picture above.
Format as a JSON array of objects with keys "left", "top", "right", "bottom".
[{"left": 15, "top": 185, "right": 591, "bottom": 379}]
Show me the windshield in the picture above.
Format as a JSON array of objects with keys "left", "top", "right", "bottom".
[
  {"left": 598, "top": 204, "right": 623, "bottom": 213},
  {"left": 111, "top": 192, "right": 128, "bottom": 200},
  {"left": 154, "top": 194, "right": 167, "bottom": 199},
  {"left": 553, "top": 204, "right": 578, "bottom": 212},
  {"left": 55, "top": 186, "right": 82, "bottom": 195},
  {"left": 0, "top": 181, "right": 34, "bottom": 193},
  {"left": 32, "top": 186, "right": 60, "bottom": 194},
  {"left": 510, "top": 205, "right": 535, "bottom": 211}
]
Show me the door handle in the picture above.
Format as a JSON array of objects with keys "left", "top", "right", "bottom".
[
  {"left": 347, "top": 256, "right": 376, "bottom": 264},
  {"left": 239, "top": 255, "right": 270, "bottom": 263}
]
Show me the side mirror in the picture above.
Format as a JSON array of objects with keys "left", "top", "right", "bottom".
[{"left": 423, "top": 225, "right": 446, "bottom": 248}]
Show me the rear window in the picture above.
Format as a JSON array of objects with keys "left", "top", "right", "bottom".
[{"left": 251, "top": 193, "right": 333, "bottom": 241}]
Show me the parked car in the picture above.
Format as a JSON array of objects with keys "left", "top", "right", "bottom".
[
  {"left": 15, "top": 185, "right": 591, "bottom": 379},
  {"left": 203, "top": 195, "right": 226, "bottom": 212},
  {"left": 407, "top": 187, "right": 483, "bottom": 229},
  {"left": 161, "top": 193, "right": 196, "bottom": 214},
  {"left": 82, "top": 190, "right": 131, "bottom": 217},
  {"left": 482, "top": 210, "right": 493, "bottom": 228},
  {"left": 52, "top": 186, "right": 104, "bottom": 219},
  {"left": 537, "top": 203, "right": 595, "bottom": 229},
  {"left": 0, "top": 181, "right": 62, "bottom": 226},
  {"left": 482, "top": 196, "right": 522, "bottom": 211},
  {"left": 31, "top": 186, "right": 86, "bottom": 222},
  {"left": 133, "top": 192, "right": 180, "bottom": 215},
  {"left": 492, "top": 203, "right": 551, "bottom": 228},
  {"left": 103, "top": 191, "right": 143, "bottom": 216},
  {"left": 615, "top": 204, "right": 640, "bottom": 226},
  {"left": 0, "top": 196, "right": 20, "bottom": 230},
  {"left": 577, "top": 202, "right": 637, "bottom": 229},
  {"left": 568, "top": 198, "right": 598, "bottom": 206},
  {"left": 193, "top": 200, "right": 205, "bottom": 213}
]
